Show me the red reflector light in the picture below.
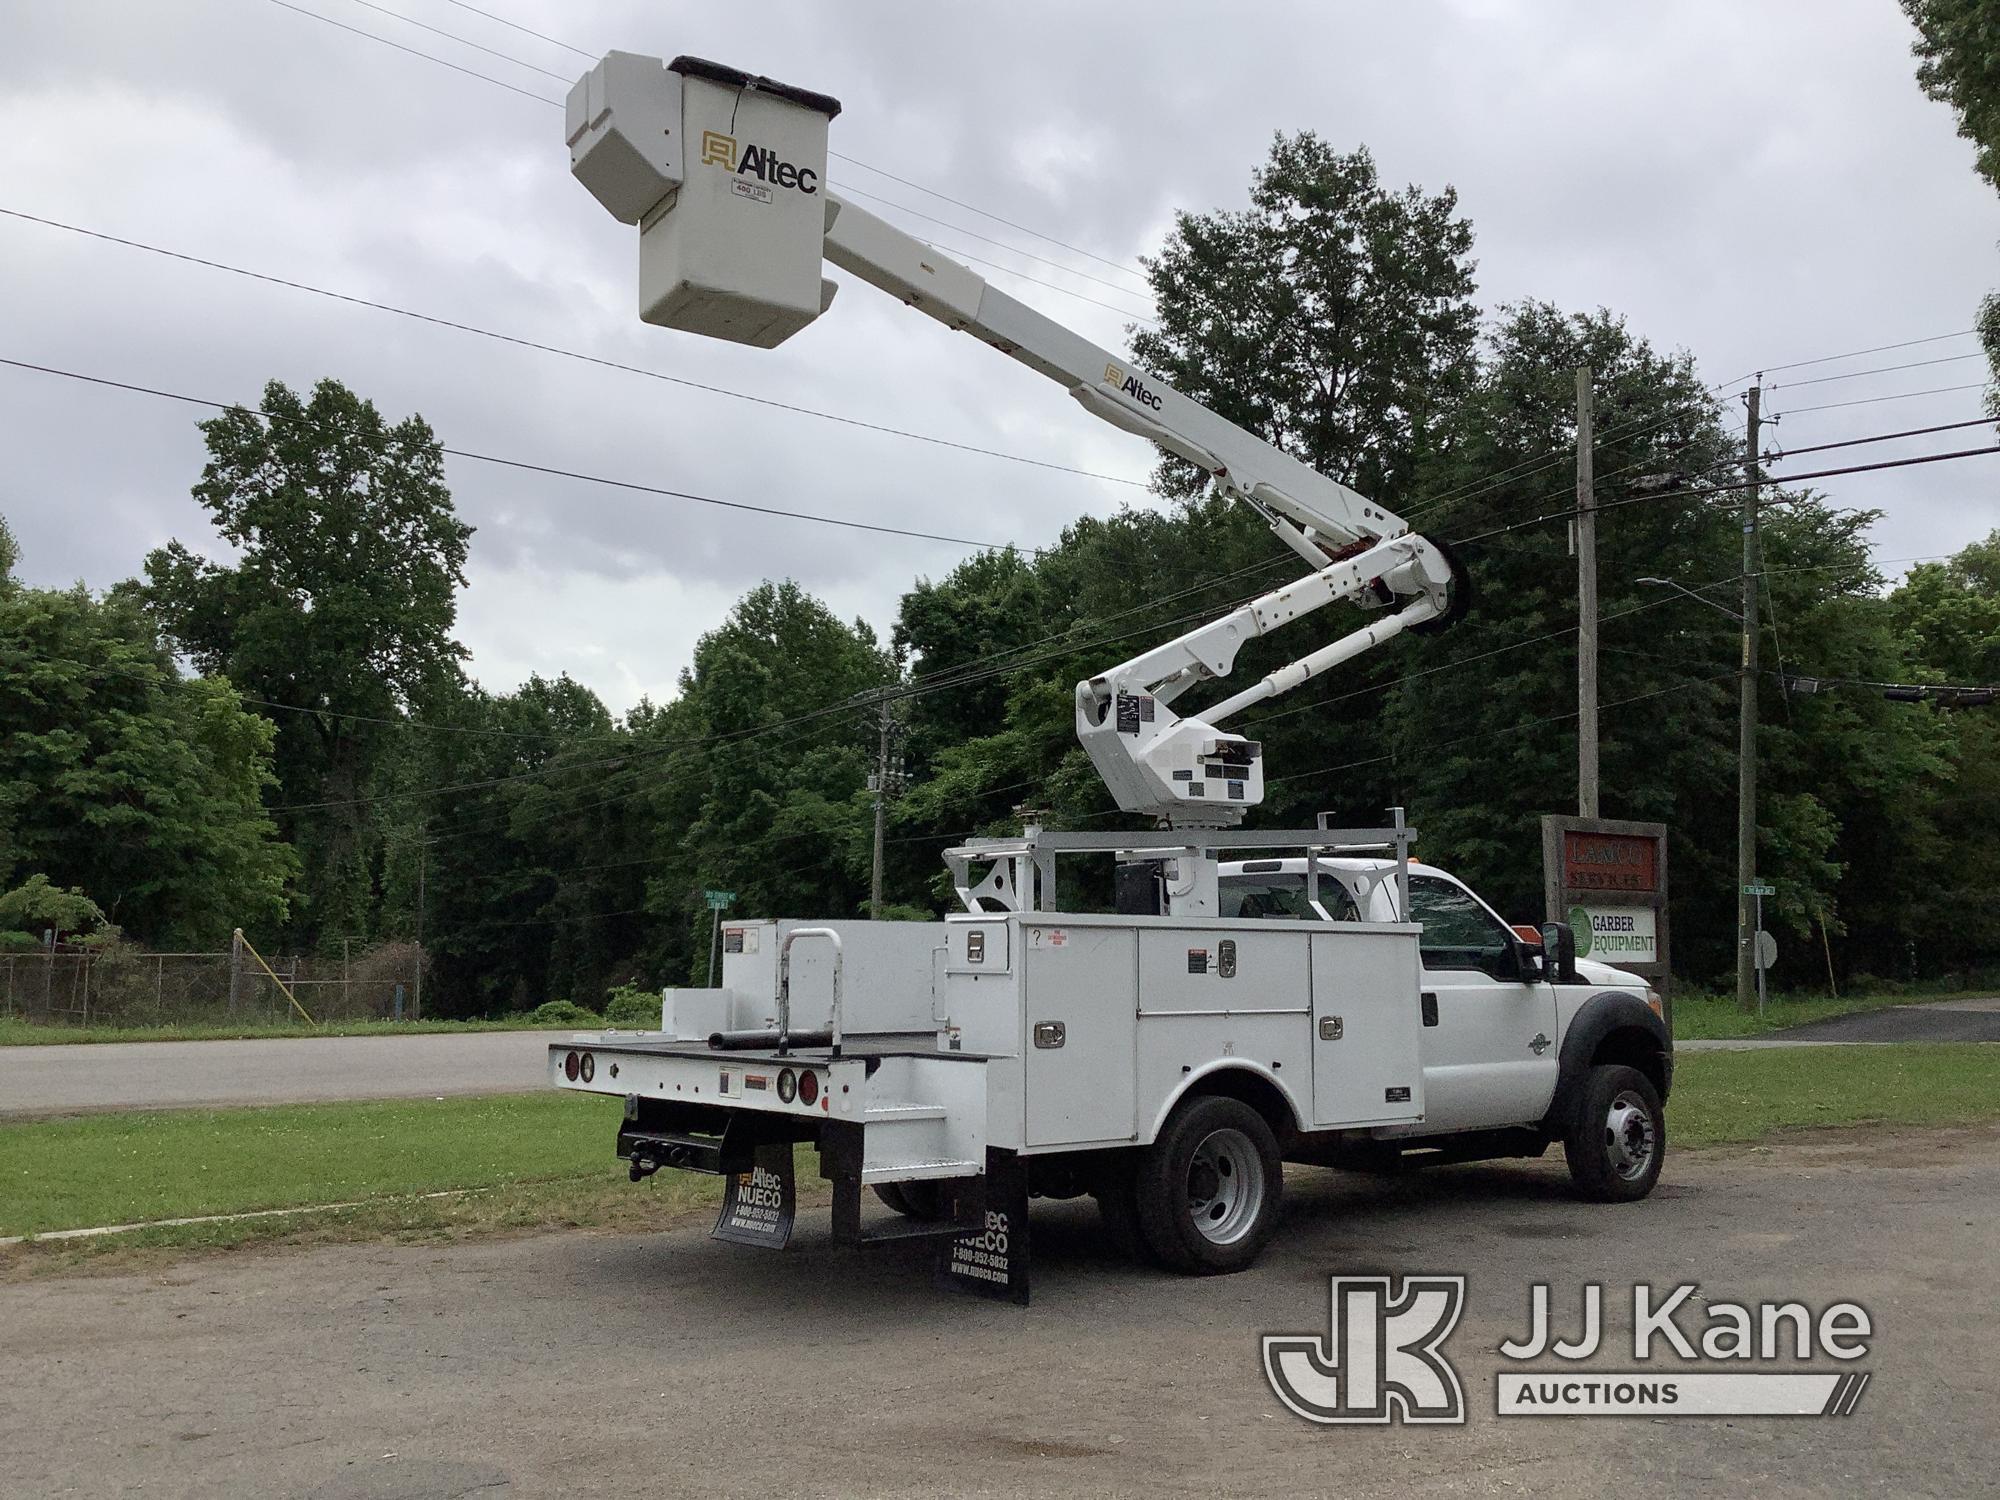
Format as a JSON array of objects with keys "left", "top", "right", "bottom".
[
  {"left": 564, "top": 1050, "right": 580, "bottom": 1082},
  {"left": 580, "top": 1052, "right": 596, "bottom": 1084},
  {"left": 797, "top": 1070, "right": 819, "bottom": 1107}
]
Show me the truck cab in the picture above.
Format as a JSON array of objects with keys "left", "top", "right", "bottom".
[{"left": 1220, "top": 857, "right": 1664, "bottom": 1137}]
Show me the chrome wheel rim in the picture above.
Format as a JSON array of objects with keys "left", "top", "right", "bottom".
[
  {"left": 1605, "top": 1091, "right": 1657, "bottom": 1181},
  {"left": 1186, "top": 1127, "right": 1263, "bottom": 1244}
]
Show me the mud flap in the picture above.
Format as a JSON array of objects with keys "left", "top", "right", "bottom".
[
  {"left": 711, "top": 1142, "right": 795, "bottom": 1249},
  {"left": 936, "top": 1148, "right": 1031, "bottom": 1305}
]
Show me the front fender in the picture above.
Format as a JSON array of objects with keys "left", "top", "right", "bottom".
[{"left": 1545, "top": 990, "right": 1673, "bottom": 1133}]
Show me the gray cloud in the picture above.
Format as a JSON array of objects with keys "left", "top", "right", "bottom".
[{"left": 3, "top": 0, "right": 1995, "bottom": 711}]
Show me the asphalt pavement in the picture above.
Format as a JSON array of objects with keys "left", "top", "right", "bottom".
[
  {"left": 1680, "top": 995, "right": 2000, "bottom": 1050},
  {"left": 3, "top": 1122, "right": 1995, "bottom": 1497},
  {"left": 0, "top": 1030, "right": 570, "bottom": 1117}
]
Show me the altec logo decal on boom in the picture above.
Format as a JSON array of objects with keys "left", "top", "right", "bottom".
[
  {"left": 1104, "top": 364, "right": 1165, "bottom": 411},
  {"left": 700, "top": 130, "right": 820, "bottom": 194}
]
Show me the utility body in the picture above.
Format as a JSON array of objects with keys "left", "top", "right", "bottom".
[{"left": 551, "top": 51, "right": 1673, "bottom": 1299}]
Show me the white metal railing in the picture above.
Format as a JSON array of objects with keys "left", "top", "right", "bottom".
[{"left": 776, "top": 927, "right": 845, "bottom": 1055}]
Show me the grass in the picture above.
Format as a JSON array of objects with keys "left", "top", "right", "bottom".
[
  {"left": 1668, "top": 1043, "right": 2000, "bottom": 1147},
  {"left": 3, "top": 1044, "right": 1996, "bottom": 1275},
  {"left": 0, "top": 1016, "right": 564, "bottom": 1047},
  {"left": 1671, "top": 977, "right": 1996, "bottom": 1041}
]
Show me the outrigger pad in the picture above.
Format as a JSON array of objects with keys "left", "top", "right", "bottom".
[
  {"left": 712, "top": 1142, "right": 795, "bottom": 1248},
  {"left": 937, "top": 1149, "right": 1031, "bottom": 1305}
]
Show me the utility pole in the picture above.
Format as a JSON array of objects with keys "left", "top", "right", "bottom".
[
  {"left": 867, "top": 693, "right": 905, "bottom": 919},
  {"left": 413, "top": 838, "right": 427, "bottom": 1021},
  {"left": 1574, "top": 365, "right": 1598, "bottom": 818},
  {"left": 1736, "top": 383, "right": 1762, "bottom": 1012}
]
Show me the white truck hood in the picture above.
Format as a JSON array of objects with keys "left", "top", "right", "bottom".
[{"left": 1575, "top": 957, "right": 1645, "bottom": 989}]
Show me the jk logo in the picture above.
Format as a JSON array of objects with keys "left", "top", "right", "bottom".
[{"left": 1263, "top": 1275, "right": 1467, "bottom": 1424}]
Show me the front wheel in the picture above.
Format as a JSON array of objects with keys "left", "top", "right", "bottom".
[
  {"left": 1134, "top": 1096, "right": 1283, "bottom": 1274},
  {"left": 1562, "top": 1064, "right": 1665, "bottom": 1202}
]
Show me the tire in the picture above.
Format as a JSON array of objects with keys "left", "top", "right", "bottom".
[
  {"left": 1134, "top": 1095, "right": 1283, "bottom": 1274},
  {"left": 1562, "top": 1064, "right": 1666, "bottom": 1202},
  {"left": 872, "top": 1181, "right": 948, "bottom": 1221}
]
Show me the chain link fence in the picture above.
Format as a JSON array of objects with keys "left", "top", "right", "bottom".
[{"left": 0, "top": 940, "right": 426, "bottom": 1030}]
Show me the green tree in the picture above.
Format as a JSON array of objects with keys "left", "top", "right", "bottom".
[
  {"left": 0, "top": 874, "right": 112, "bottom": 952},
  {"left": 142, "top": 378, "right": 473, "bottom": 945},
  {"left": 638, "top": 582, "right": 893, "bottom": 975},
  {"left": 0, "top": 577, "right": 294, "bottom": 946},
  {"left": 1900, "top": 0, "right": 2000, "bottom": 409},
  {"left": 1379, "top": 304, "right": 1742, "bottom": 949},
  {"left": 1131, "top": 135, "right": 1480, "bottom": 507},
  {"left": 1881, "top": 529, "right": 2000, "bottom": 971}
]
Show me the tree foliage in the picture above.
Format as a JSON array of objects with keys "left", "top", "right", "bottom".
[
  {"left": 1899, "top": 1, "right": 2000, "bottom": 409},
  {"left": 142, "top": 378, "right": 472, "bottom": 944},
  {"left": 0, "top": 569, "right": 292, "bottom": 947},
  {"left": 1132, "top": 136, "right": 1479, "bottom": 507}
]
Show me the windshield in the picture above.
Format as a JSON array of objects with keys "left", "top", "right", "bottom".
[{"left": 1218, "top": 872, "right": 1359, "bottom": 922}]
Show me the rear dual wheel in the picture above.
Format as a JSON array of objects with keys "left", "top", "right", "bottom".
[{"left": 1131, "top": 1095, "right": 1283, "bottom": 1274}]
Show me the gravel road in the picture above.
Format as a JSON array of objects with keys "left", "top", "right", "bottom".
[{"left": 4, "top": 1123, "right": 1995, "bottom": 1498}]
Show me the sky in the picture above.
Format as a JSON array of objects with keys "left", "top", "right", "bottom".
[{"left": 2, "top": 0, "right": 1996, "bottom": 714}]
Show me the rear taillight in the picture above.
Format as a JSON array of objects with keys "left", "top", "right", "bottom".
[
  {"left": 797, "top": 1070, "right": 819, "bottom": 1107},
  {"left": 564, "top": 1050, "right": 580, "bottom": 1082},
  {"left": 580, "top": 1052, "right": 596, "bottom": 1084}
]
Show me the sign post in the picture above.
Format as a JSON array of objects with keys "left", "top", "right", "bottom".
[
  {"left": 1743, "top": 883, "right": 1776, "bottom": 1014},
  {"left": 704, "top": 889, "right": 736, "bottom": 987},
  {"left": 1542, "top": 816, "right": 1672, "bottom": 1020}
]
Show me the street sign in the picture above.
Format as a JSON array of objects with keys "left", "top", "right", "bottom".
[
  {"left": 1753, "top": 930, "right": 1778, "bottom": 970},
  {"left": 704, "top": 889, "right": 736, "bottom": 910},
  {"left": 1742, "top": 882, "right": 1776, "bottom": 897}
]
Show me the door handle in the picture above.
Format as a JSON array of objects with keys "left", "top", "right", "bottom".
[{"left": 1420, "top": 992, "right": 1438, "bottom": 1027}]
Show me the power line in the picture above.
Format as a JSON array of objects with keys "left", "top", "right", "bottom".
[
  {"left": 907, "top": 235, "right": 1159, "bottom": 324},
  {"left": 831, "top": 154, "right": 1150, "bottom": 284},
  {"left": 435, "top": 0, "right": 591, "bottom": 59},
  {"left": 1768, "top": 350, "right": 1987, "bottom": 391},
  {"left": 332, "top": 0, "right": 569, "bottom": 81},
  {"left": 273, "top": 0, "right": 1152, "bottom": 289},
  {"left": 1263, "top": 670, "right": 1737, "bottom": 787},
  {"left": 0, "top": 208, "right": 1146, "bottom": 488},
  {"left": 832, "top": 184, "right": 1156, "bottom": 305},
  {"left": 1774, "top": 382, "right": 1990, "bottom": 416},
  {"left": 262, "top": 0, "right": 559, "bottom": 105},
  {"left": 1764, "top": 415, "right": 1996, "bottom": 463},
  {"left": 1722, "top": 327, "right": 1977, "bottom": 382},
  {"left": 0, "top": 355, "right": 1022, "bottom": 550},
  {"left": 1452, "top": 443, "right": 2000, "bottom": 549}
]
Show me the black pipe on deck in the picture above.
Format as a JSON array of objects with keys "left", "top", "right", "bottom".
[{"left": 707, "top": 1028, "right": 834, "bottom": 1051}]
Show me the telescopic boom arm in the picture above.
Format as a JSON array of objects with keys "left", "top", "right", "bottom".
[{"left": 565, "top": 51, "right": 1467, "bottom": 826}]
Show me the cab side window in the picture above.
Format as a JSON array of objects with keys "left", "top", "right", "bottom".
[
  {"left": 1408, "top": 875, "right": 1519, "bottom": 979},
  {"left": 1218, "top": 874, "right": 1360, "bottom": 922}
]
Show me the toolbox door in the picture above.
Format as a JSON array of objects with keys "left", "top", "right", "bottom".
[
  {"left": 1022, "top": 923, "right": 1137, "bottom": 1148},
  {"left": 1309, "top": 928, "right": 1425, "bottom": 1127}
]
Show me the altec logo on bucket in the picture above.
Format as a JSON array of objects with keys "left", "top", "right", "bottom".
[{"left": 699, "top": 130, "right": 820, "bottom": 194}]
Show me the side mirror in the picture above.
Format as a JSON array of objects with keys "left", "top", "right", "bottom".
[{"left": 1539, "top": 920, "right": 1578, "bottom": 985}]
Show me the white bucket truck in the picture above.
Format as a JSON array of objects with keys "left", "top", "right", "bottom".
[{"left": 550, "top": 53, "right": 1671, "bottom": 1300}]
